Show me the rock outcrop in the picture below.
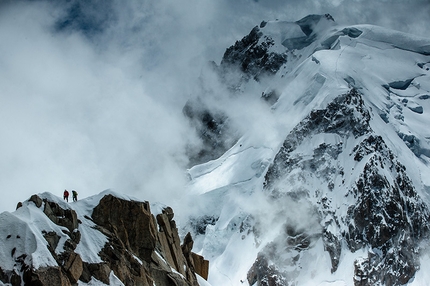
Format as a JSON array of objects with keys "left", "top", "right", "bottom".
[
  {"left": 0, "top": 193, "right": 209, "bottom": 286},
  {"left": 220, "top": 25, "right": 288, "bottom": 83},
  {"left": 252, "top": 88, "right": 430, "bottom": 286},
  {"left": 183, "top": 98, "right": 239, "bottom": 167}
]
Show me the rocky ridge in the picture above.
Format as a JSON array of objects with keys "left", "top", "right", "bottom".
[{"left": 0, "top": 192, "right": 208, "bottom": 286}]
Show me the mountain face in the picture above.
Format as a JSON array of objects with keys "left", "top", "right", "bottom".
[
  {"left": 183, "top": 14, "right": 430, "bottom": 286},
  {"left": 0, "top": 191, "right": 208, "bottom": 286},
  {"left": 259, "top": 88, "right": 429, "bottom": 285},
  {"left": 2, "top": 13, "right": 430, "bottom": 286}
]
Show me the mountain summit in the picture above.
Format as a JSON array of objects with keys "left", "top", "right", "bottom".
[
  {"left": 0, "top": 191, "right": 209, "bottom": 285},
  {"left": 183, "top": 14, "right": 430, "bottom": 285}
]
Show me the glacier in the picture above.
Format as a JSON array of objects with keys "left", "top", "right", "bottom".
[{"left": 181, "top": 14, "right": 430, "bottom": 286}]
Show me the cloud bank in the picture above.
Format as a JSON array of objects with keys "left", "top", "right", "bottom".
[{"left": 0, "top": 0, "right": 429, "bottom": 212}]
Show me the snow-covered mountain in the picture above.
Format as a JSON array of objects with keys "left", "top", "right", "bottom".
[
  {"left": 181, "top": 14, "right": 430, "bottom": 286},
  {"left": 1, "top": 13, "right": 430, "bottom": 286}
]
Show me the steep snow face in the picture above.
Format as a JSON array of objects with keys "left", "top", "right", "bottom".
[{"left": 183, "top": 15, "right": 430, "bottom": 286}]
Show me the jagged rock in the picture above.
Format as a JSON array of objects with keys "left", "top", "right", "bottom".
[
  {"left": 0, "top": 193, "right": 206, "bottom": 286},
  {"left": 167, "top": 272, "right": 193, "bottom": 286},
  {"left": 43, "top": 230, "right": 60, "bottom": 253},
  {"left": 97, "top": 229, "right": 154, "bottom": 285},
  {"left": 188, "top": 215, "right": 219, "bottom": 235},
  {"left": 162, "top": 206, "right": 175, "bottom": 221},
  {"left": 0, "top": 267, "right": 20, "bottom": 286},
  {"left": 29, "top": 194, "right": 43, "bottom": 208},
  {"left": 191, "top": 252, "right": 209, "bottom": 280},
  {"left": 323, "top": 230, "right": 341, "bottom": 273},
  {"left": 265, "top": 88, "right": 370, "bottom": 191},
  {"left": 63, "top": 252, "right": 83, "bottom": 283},
  {"left": 81, "top": 262, "right": 111, "bottom": 284},
  {"left": 247, "top": 253, "right": 288, "bottom": 286},
  {"left": 182, "top": 232, "right": 209, "bottom": 282},
  {"left": 92, "top": 194, "right": 157, "bottom": 263},
  {"left": 221, "top": 25, "right": 287, "bottom": 82},
  {"left": 182, "top": 233, "right": 194, "bottom": 265},
  {"left": 70, "top": 229, "right": 81, "bottom": 244},
  {"left": 15, "top": 202, "right": 22, "bottom": 210},
  {"left": 24, "top": 266, "right": 71, "bottom": 286},
  {"left": 42, "top": 200, "right": 79, "bottom": 232},
  {"left": 156, "top": 212, "right": 188, "bottom": 276},
  {"left": 345, "top": 148, "right": 429, "bottom": 285},
  {"left": 92, "top": 194, "right": 200, "bottom": 286}
]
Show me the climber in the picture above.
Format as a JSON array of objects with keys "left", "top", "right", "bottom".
[
  {"left": 72, "top": 190, "right": 78, "bottom": 202},
  {"left": 63, "top": 190, "right": 69, "bottom": 202}
]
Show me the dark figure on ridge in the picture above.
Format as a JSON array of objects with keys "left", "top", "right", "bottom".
[
  {"left": 72, "top": 190, "right": 78, "bottom": 202},
  {"left": 63, "top": 189, "right": 69, "bottom": 202}
]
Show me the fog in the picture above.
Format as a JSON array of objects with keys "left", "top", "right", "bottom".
[{"left": 1, "top": 0, "right": 429, "bottom": 212}]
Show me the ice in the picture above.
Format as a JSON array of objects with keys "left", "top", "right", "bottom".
[
  {"left": 188, "top": 142, "right": 273, "bottom": 195},
  {"left": 185, "top": 18, "right": 430, "bottom": 286}
]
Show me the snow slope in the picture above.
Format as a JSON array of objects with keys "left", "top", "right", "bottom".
[{"left": 182, "top": 15, "right": 430, "bottom": 286}]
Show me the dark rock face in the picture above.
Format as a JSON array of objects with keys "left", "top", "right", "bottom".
[
  {"left": 0, "top": 194, "right": 208, "bottom": 286},
  {"left": 191, "top": 252, "right": 209, "bottom": 281},
  {"left": 347, "top": 137, "right": 430, "bottom": 285},
  {"left": 92, "top": 195, "right": 157, "bottom": 263},
  {"left": 188, "top": 215, "right": 219, "bottom": 235},
  {"left": 43, "top": 200, "right": 79, "bottom": 233},
  {"left": 183, "top": 98, "right": 239, "bottom": 166},
  {"left": 265, "top": 88, "right": 371, "bottom": 191},
  {"left": 253, "top": 88, "right": 430, "bottom": 286},
  {"left": 89, "top": 194, "right": 208, "bottom": 286},
  {"left": 218, "top": 14, "right": 337, "bottom": 89},
  {"left": 182, "top": 232, "right": 210, "bottom": 281},
  {"left": 248, "top": 221, "right": 321, "bottom": 286},
  {"left": 220, "top": 26, "right": 287, "bottom": 83},
  {"left": 248, "top": 253, "right": 289, "bottom": 286},
  {"left": 26, "top": 266, "right": 71, "bottom": 286}
]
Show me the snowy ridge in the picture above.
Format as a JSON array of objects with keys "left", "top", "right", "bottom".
[
  {"left": 0, "top": 189, "right": 207, "bottom": 285},
  {"left": 0, "top": 190, "right": 116, "bottom": 283},
  {"left": 182, "top": 14, "right": 430, "bottom": 286}
]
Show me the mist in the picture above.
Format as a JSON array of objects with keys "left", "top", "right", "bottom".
[{"left": 1, "top": 0, "right": 429, "bottom": 212}]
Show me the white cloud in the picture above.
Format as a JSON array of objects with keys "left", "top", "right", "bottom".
[
  {"left": 0, "top": 0, "right": 429, "bottom": 212},
  {"left": 0, "top": 2, "right": 196, "bottom": 211}
]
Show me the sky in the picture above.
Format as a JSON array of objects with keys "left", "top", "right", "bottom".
[{"left": 0, "top": 0, "right": 429, "bottom": 213}]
